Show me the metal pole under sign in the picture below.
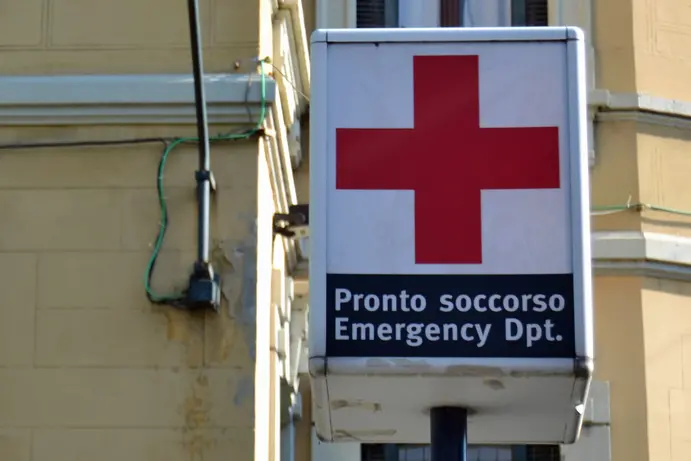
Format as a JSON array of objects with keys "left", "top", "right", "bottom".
[
  {"left": 186, "top": 0, "right": 212, "bottom": 266},
  {"left": 430, "top": 407, "right": 468, "bottom": 461}
]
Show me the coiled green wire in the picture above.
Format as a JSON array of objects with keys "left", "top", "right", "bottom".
[{"left": 144, "top": 60, "right": 267, "bottom": 304}]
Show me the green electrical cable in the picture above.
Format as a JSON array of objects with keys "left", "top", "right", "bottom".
[
  {"left": 144, "top": 60, "right": 268, "bottom": 304},
  {"left": 592, "top": 203, "right": 691, "bottom": 217}
]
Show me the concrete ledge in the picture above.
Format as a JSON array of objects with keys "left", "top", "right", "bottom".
[
  {"left": 590, "top": 89, "right": 691, "bottom": 118},
  {"left": 592, "top": 231, "right": 691, "bottom": 265},
  {"left": 0, "top": 73, "right": 277, "bottom": 125},
  {"left": 593, "top": 231, "right": 691, "bottom": 280},
  {"left": 590, "top": 89, "right": 691, "bottom": 129}
]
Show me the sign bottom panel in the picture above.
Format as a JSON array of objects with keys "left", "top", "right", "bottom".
[{"left": 326, "top": 273, "right": 576, "bottom": 358}]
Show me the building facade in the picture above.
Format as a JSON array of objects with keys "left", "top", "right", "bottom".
[{"left": 0, "top": 0, "right": 689, "bottom": 461}]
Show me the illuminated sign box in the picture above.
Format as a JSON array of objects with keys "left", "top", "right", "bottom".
[{"left": 309, "top": 26, "right": 593, "bottom": 445}]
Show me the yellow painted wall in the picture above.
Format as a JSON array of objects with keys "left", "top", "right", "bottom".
[
  {"left": 588, "top": 0, "right": 691, "bottom": 453},
  {"left": 592, "top": 0, "right": 691, "bottom": 459},
  {"left": 594, "top": 277, "right": 648, "bottom": 461},
  {"left": 0, "top": 0, "right": 295, "bottom": 458},
  {"left": 0, "top": 123, "right": 270, "bottom": 461},
  {"left": 593, "top": 0, "right": 636, "bottom": 92},
  {"left": 590, "top": 121, "right": 642, "bottom": 232},
  {"left": 595, "top": 2, "right": 691, "bottom": 457},
  {"left": 9, "top": 1, "right": 691, "bottom": 461},
  {"left": 633, "top": 0, "right": 691, "bottom": 101},
  {"left": 636, "top": 122, "right": 691, "bottom": 238},
  {"left": 641, "top": 279, "right": 691, "bottom": 461},
  {"left": 0, "top": 0, "right": 261, "bottom": 74}
]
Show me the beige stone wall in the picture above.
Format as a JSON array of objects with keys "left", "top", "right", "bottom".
[
  {"left": 594, "top": 276, "right": 648, "bottom": 461},
  {"left": 590, "top": 121, "right": 642, "bottom": 233},
  {"left": 591, "top": 94, "right": 691, "bottom": 461},
  {"left": 0, "top": 0, "right": 261, "bottom": 74},
  {"left": 0, "top": 124, "right": 268, "bottom": 461},
  {"left": 633, "top": 0, "right": 691, "bottom": 100},
  {"left": 631, "top": 3, "right": 691, "bottom": 450},
  {"left": 0, "top": 0, "right": 304, "bottom": 457},
  {"left": 592, "top": 0, "right": 636, "bottom": 92},
  {"left": 593, "top": 0, "right": 691, "bottom": 457},
  {"left": 595, "top": 3, "right": 691, "bottom": 461},
  {"left": 641, "top": 279, "right": 691, "bottom": 461},
  {"left": 636, "top": 122, "right": 691, "bottom": 238}
]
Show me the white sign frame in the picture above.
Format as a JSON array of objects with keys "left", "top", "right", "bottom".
[{"left": 308, "top": 26, "right": 593, "bottom": 445}]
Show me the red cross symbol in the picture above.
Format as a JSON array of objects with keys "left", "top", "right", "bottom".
[{"left": 335, "top": 55, "right": 561, "bottom": 265}]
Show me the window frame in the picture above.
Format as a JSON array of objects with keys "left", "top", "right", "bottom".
[
  {"left": 361, "top": 443, "right": 562, "bottom": 461},
  {"left": 347, "top": 0, "right": 550, "bottom": 29},
  {"left": 511, "top": 0, "right": 550, "bottom": 27},
  {"left": 354, "top": 0, "right": 400, "bottom": 28}
]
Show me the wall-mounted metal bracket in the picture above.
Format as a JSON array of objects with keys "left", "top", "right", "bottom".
[{"left": 274, "top": 204, "right": 309, "bottom": 239}]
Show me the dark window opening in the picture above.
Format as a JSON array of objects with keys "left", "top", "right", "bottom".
[
  {"left": 440, "top": 0, "right": 462, "bottom": 27},
  {"left": 511, "top": 0, "right": 549, "bottom": 26},
  {"left": 362, "top": 444, "right": 561, "bottom": 461},
  {"left": 356, "top": 0, "right": 548, "bottom": 29},
  {"left": 356, "top": 0, "right": 399, "bottom": 28}
]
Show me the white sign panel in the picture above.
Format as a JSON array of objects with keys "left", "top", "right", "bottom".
[{"left": 309, "top": 27, "right": 593, "bottom": 445}]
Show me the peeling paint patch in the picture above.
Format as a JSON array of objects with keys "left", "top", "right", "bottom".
[
  {"left": 484, "top": 379, "right": 505, "bottom": 390},
  {"left": 233, "top": 376, "right": 255, "bottom": 406},
  {"left": 182, "top": 374, "right": 211, "bottom": 429},
  {"left": 334, "top": 429, "right": 397, "bottom": 441},
  {"left": 162, "top": 308, "right": 204, "bottom": 367},
  {"left": 179, "top": 373, "right": 213, "bottom": 460},
  {"left": 331, "top": 399, "right": 382, "bottom": 413},
  {"left": 220, "top": 219, "right": 259, "bottom": 362}
]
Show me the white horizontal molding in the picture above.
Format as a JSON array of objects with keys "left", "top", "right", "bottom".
[
  {"left": 590, "top": 89, "right": 691, "bottom": 129},
  {"left": 592, "top": 230, "right": 691, "bottom": 280},
  {"left": 592, "top": 230, "right": 691, "bottom": 263},
  {"left": 590, "top": 89, "right": 691, "bottom": 117},
  {"left": 0, "top": 73, "right": 277, "bottom": 125}
]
